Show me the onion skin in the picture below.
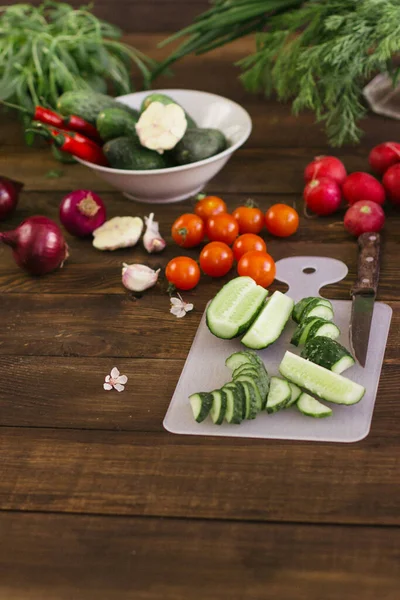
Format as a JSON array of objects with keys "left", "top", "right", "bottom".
[
  {"left": 0, "top": 176, "right": 23, "bottom": 221},
  {"left": 0, "top": 216, "right": 69, "bottom": 275},
  {"left": 59, "top": 190, "right": 106, "bottom": 237}
]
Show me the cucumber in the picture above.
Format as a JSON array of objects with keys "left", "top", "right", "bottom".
[
  {"left": 172, "top": 128, "right": 227, "bottom": 165},
  {"left": 301, "top": 298, "right": 333, "bottom": 322},
  {"left": 265, "top": 377, "right": 291, "bottom": 413},
  {"left": 301, "top": 337, "right": 355, "bottom": 374},
  {"left": 286, "top": 382, "right": 302, "bottom": 407},
  {"left": 291, "top": 317, "right": 340, "bottom": 347},
  {"left": 210, "top": 389, "right": 228, "bottom": 424},
  {"left": 233, "top": 367, "right": 269, "bottom": 408},
  {"left": 292, "top": 297, "right": 332, "bottom": 323},
  {"left": 297, "top": 393, "right": 333, "bottom": 418},
  {"left": 103, "top": 137, "right": 169, "bottom": 170},
  {"left": 241, "top": 291, "right": 294, "bottom": 350},
  {"left": 206, "top": 277, "right": 268, "bottom": 339},
  {"left": 96, "top": 107, "right": 138, "bottom": 142},
  {"left": 140, "top": 93, "right": 197, "bottom": 128},
  {"left": 234, "top": 375, "right": 262, "bottom": 414},
  {"left": 57, "top": 91, "right": 139, "bottom": 126},
  {"left": 223, "top": 382, "right": 245, "bottom": 424},
  {"left": 279, "top": 351, "right": 365, "bottom": 405},
  {"left": 225, "top": 350, "right": 261, "bottom": 371},
  {"left": 189, "top": 392, "right": 213, "bottom": 423},
  {"left": 238, "top": 380, "right": 259, "bottom": 420}
]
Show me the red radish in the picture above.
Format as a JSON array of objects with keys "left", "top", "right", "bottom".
[
  {"left": 382, "top": 163, "right": 400, "bottom": 206},
  {"left": 342, "top": 172, "right": 385, "bottom": 206},
  {"left": 344, "top": 201, "right": 385, "bottom": 237},
  {"left": 0, "top": 176, "right": 23, "bottom": 221},
  {"left": 59, "top": 189, "right": 106, "bottom": 237},
  {"left": 368, "top": 142, "right": 400, "bottom": 175},
  {"left": 304, "top": 156, "right": 347, "bottom": 185},
  {"left": 303, "top": 177, "right": 342, "bottom": 216},
  {"left": 0, "top": 216, "right": 68, "bottom": 275}
]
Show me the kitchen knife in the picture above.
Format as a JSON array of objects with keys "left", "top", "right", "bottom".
[{"left": 349, "top": 232, "right": 381, "bottom": 367}]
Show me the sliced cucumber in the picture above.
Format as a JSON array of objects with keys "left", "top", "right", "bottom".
[
  {"left": 301, "top": 298, "right": 333, "bottom": 322},
  {"left": 286, "top": 382, "right": 302, "bottom": 407},
  {"left": 225, "top": 351, "right": 256, "bottom": 371},
  {"left": 226, "top": 350, "right": 270, "bottom": 408},
  {"left": 189, "top": 392, "right": 213, "bottom": 422},
  {"left": 233, "top": 368, "right": 269, "bottom": 409},
  {"left": 265, "top": 377, "right": 291, "bottom": 413},
  {"left": 206, "top": 277, "right": 268, "bottom": 339},
  {"left": 301, "top": 337, "right": 355, "bottom": 374},
  {"left": 241, "top": 291, "right": 294, "bottom": 349},
  {"left": 279, "top": 351, "right": 365, "bottom": 405},
  {"left": 297, "top": 393, "right": 333, "bottom": 418},
  {"left": 222, "top": 383, "right": 244, "bottom": 424},
  {"left": 210, "top": 389, "right": 228, "bottom": 424},
  {"left": 291, "top": 317, "right": 340, "bottom": 347},
  {"left": 292, "top": 297, "right": 332, "bottom": 323},
  {"left": 239, "top": 380, "right": 259, "bottom": 419},
  {"left": 234, "top": 375, "right": 262, "bottom": 414}
]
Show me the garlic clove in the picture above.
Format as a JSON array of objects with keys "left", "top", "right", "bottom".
[
  {"left": 122, "top": 263, "right": 160, "bottom": 292},
  {"left": 135, "top": 102, "right": 187, "bottom": 154},
  {"left": 143, "top": 212, "right": 166, "bottom": 253},
  {"left": 93, "top": 216, "right": 143, "bottom": 251}
]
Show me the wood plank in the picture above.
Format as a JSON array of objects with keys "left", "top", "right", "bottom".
[
  {"left": 0, "top": 427, "right": 400, "bottom": 524},
  {"left": 0, "top": 512, "right": 399, "bottom": 600},
  {"left": 0, "top": 357, "right": 398, "bottom": 433}
]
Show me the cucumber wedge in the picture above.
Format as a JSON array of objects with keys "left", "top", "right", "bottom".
[
  {"left": 241, "top": 291, "right": 294, "bottom": 349},
  {"left": 189, "top": 392, "right": 213, "bottom": 422},
  {"left": 293, "top": 297, "right": 332, "bottom": 323},
  {"left": 301, "top": 337, "right": 355, "bottom": 374},
  {"left": 222, "top": 383, "right": 244, "bottom": 424},
  {"left": 266, "top": 377, "right": 291, "bottom": 413},
  {"left": 279, "top": 351, "right": 365, "bottom": 405},
  {"left": 286, "top": 382, "right": 302, "bottom": 407},
  {"left": 210, "top": 389, "right": 227, "bottom": 424},
  {"left": 206, "top": 277, "right": 268, "bottom": 339},
  {"left": 291, "top": 317, "right": 340, "bottom": 347},
  {"left": 297, "top": 393, "right": 333, "bottom": 418}
]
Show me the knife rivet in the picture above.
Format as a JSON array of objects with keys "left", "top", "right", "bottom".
[
  {"left": 362, "top": 278, "right": 370, "bottom": 284},
  {"left": 366, "top": 256, "right": 373, "bottom": 262}
]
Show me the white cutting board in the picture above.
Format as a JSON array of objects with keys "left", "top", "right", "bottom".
[{"left": 164, "top": 257, "right": 392, "bottom": 443}]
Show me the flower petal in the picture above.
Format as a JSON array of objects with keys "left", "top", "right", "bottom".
[
  {"left": 184, "top": 303, "right": 194, "bottom": 312},
  {"left": 114, "top": 383, "right": 125, "bottom": 392},
  {"left": 105, "top": 375, "right": 111, "bottom": 382},
  {"left": 176, "top": 309, "right": 186, "bottom": 318},
  {"left": 111, "top": 367, "right": 120, "bottom": 379},
  {"left": 170, "top": 306, "right": 181, "bottom": 316},
  {"left": 116, "top": 375, "right": 128, "bottom": 384},
  {"left": 103, "top": 383, "right": 113, "bottom": 390},
  {"left": 170, "top": 297, "right": 182, "bottom": 307}
]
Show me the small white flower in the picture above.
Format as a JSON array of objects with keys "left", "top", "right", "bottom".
[
  {"left": 103, "top": 367, "right": 128, "bottom": 392},
  {"left": 170, "top": 293, "right": 194, "bottom": 318}
]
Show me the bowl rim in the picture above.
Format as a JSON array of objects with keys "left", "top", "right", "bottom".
[{"left": 75, "top": 88, "right": 252, "bottom": 175}]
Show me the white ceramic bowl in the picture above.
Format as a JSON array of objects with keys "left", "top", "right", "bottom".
[{"left": 75, "top": 89, "right": 252, "bottom": 204}]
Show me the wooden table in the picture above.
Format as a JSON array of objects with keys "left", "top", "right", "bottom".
[{"left": 1, "top": 34, "right": 399, "bottom": 600}]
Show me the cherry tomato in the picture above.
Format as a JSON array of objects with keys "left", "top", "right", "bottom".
[
  {"left": 200, "top": 241, "right": 234, "bottom": 277},
  {"left": 171, "top": 213, "right": 205, "bottom": 248},
  {"left": 195, "top": 195, "right": 227, "bottom": 221},
  {"left": 165, "top": 256, "right": 200, "bottom": 291},
  {"left": 232, "top": 203, "right": 264, "bottom": 234},
  {"left": 237, "top": 251, "right": 276, "bottom": 288},
  {"left": 265, "top": 204, "right": 299, "bottom": 237},
  {"left": 232, "top": 233, "right": 267, "bottom": 261},
  {"left": 206, "top": 213, "right": 239, "bottom": 245}
]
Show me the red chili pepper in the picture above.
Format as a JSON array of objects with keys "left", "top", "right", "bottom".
[
  {"left": 30, "top": 125, "right": 108, "bottom": 166},
  {"left": 62, "top": 115, "right": 100, "bottom": 142}
]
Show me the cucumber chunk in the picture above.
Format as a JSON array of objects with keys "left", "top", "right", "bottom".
[
  {"left": 266, "top": 377, "right": 291, "bottom": 413},
  {"left": 297, "top": 393, "right": 333, "bottom": 418},
  {"left": 207, "top": 277, "right": 268, "bottom": 339},
  {"left": 210, "top": 389, "right": 228, "bottom": 424},
  {"left": 223, "top": 382, "right": 245, "bottom": 424},
  {"left": 241, "top": 291, "right": 294, "bottom": 349},
  {"left": 301, "top": 298, "right": 333, "bottom": 322},
  {"left": 292, "top": 297, "right": 332, "bottom": 323},
  {"left": 286, "top": 382, "right": 302, "bottom": 407},
  {"left": 189, "top": 392, "right": 213, "bottom": 422},
  {"left": 291, "top": 317, "right": 340, "bottom": 347},
  {"left": 279, "top": 351, "right": 365, "bottom": 405},
  {"left": 301, "top": 337, "right": 355, "bottom": 374}
]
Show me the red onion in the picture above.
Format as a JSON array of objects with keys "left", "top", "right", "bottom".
[
  {"left": 59, "top": 190, "right": 106, "bottom": 237},
  {"left": 0, "top": 216, "right": 69, "bottom": 275},
  {"left": 0, "top": 176, "right": 23, "bottom": 221}
]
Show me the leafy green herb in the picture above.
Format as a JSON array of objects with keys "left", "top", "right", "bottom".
[
  {"left": 0, "top": 1, "right": 155, "bottom": 112},
  {"left": 45, "top": 169, "right": 64, "bottom": 179},
  {"left": 154, "top": 0, "right": 400, "bottom": 146}
]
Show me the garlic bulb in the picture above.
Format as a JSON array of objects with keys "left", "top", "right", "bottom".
[
  {"left": 122, "top": 263, "right": 160, "bottom": 292},
  {"left": 143, "top": 212, "right": 166, "bottom": 253}
]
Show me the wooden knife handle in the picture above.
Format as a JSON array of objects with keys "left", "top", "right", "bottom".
[{"left": 351, "top": 232, "right": 381, "bottom": 295}]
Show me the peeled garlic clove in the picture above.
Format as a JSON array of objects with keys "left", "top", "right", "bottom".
[
  {"left": 135, "top": 102, "right": 187, "bottom": 154},
  {"left": 143, "top": 212, "right": 166, "bottom": 253},
  {"left": 122, "top": 263, "right": 160, "bottom": 292},
  {"left": 93, "top": 216, "right": 143, "bottom": 251}
]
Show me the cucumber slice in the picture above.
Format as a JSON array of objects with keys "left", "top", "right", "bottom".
[
  {"left": 292, "top": 297, "right": 332, "bottom": 323},
  {"left": 207, "top": 277, "right": 268, "bottom": 339},
  {"left": 225, "top": 351, "right": 255, "bottom": 371},
  {"left": 222, "top": 383, "right": 244, "bottom": 424},
  {"left": 286, "top": 382, "right": 302, "bottom": 407},
  {"left": 189, "top": 392, "right": 213, "bottom": 422},
  {"left": 241, "top": 291, "right": 294, "bottom": 349},
  {"left": 233, "top": 367, "right": 269, "bottom": 409},
  {"left": 301, "top": 337, "right": 355, "bottom": 374},
  {"left": 291, "top": 317, "right": 340, "bottom": 347},
  {"left": 265, "top": 377, "right": 291, "bottom": 413},
  {"left": 279, "top": 351, "right": 365, "bottom": 405},
  {"left": 301, "top": 298, "right": 333, "bottom": 322},
  {"left": 210, "top": 389, "right": 228, "bottom": 424},
  {"left": 234, "top": 375, "right": 262, "bottom": 414},
  {"left": 297, "top": 393, "right": 333, "bottom": 418},
  {"left": 239, "top": 380, "right": 259, "bottom": 419}
]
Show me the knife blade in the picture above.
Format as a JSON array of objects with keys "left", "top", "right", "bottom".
[{"left": 349, "top": 232, "right": 381, "bottom": 367}]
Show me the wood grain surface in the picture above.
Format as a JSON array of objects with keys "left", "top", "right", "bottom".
[{"left": 1, "top": 28, "right": 399, "bottom": 600}]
